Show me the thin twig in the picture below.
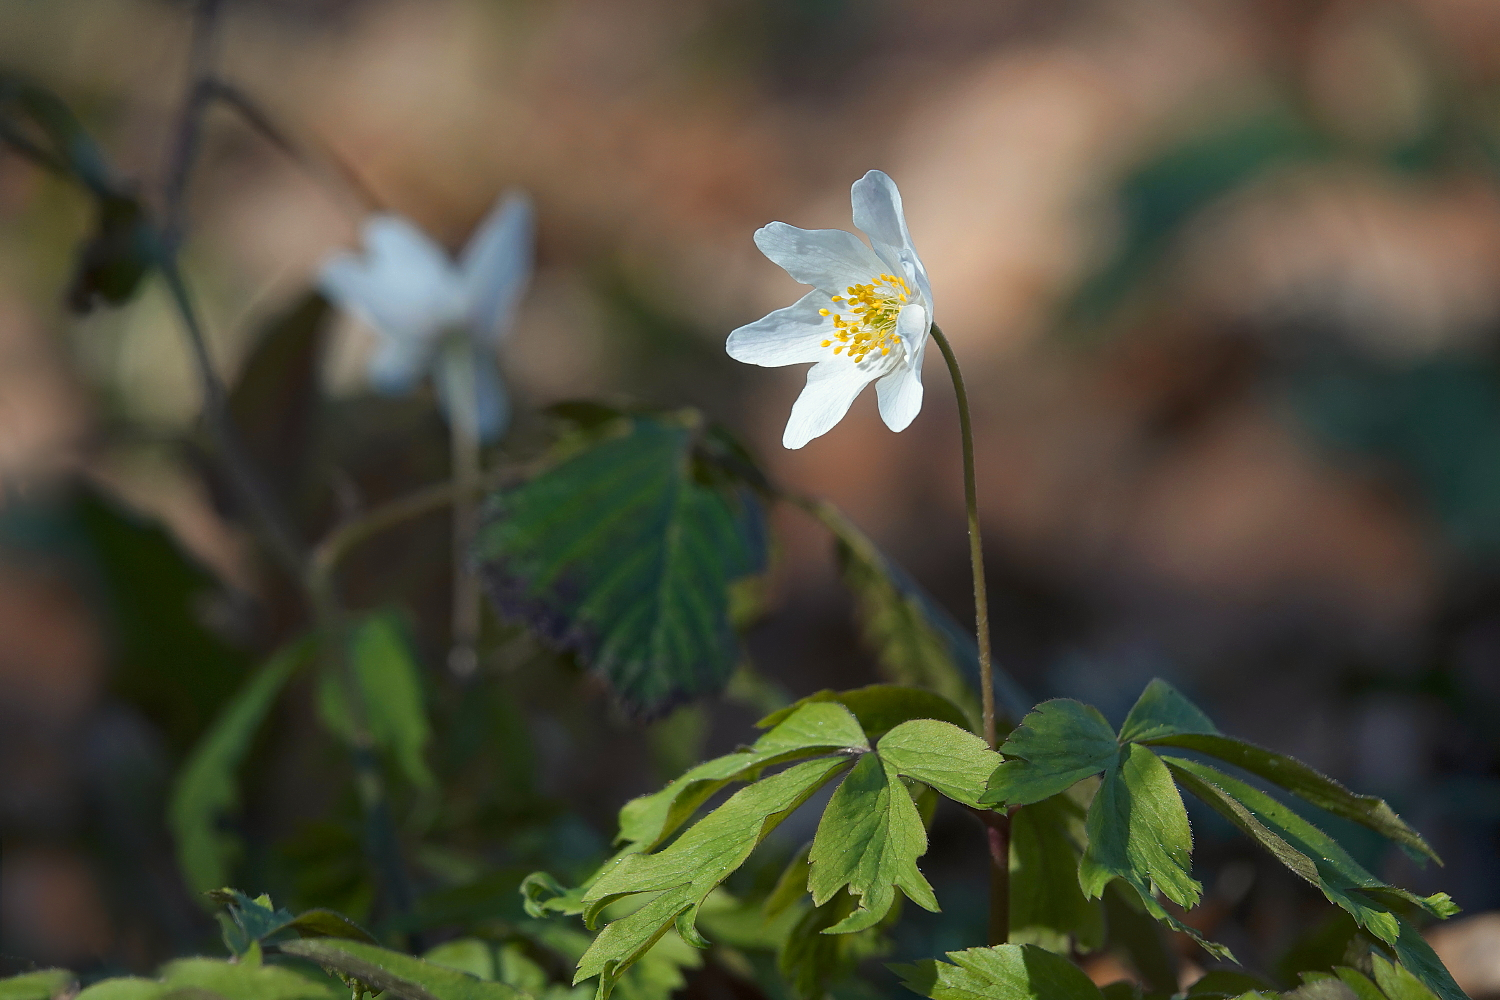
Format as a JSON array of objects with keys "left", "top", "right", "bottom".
[{"left": 161, "top": 0, "right": 225, "bottom": 251}]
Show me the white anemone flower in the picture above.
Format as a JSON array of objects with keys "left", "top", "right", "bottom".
[
  {"left": 727, "top": 170, "right": 933, "bottom": 450},
  {"left": 319, "top": 191, "right": 534, "bottom": 441}
]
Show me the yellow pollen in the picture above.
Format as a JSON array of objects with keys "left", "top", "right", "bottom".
[{"left": 820, "top": 272, "right": 912, "bottom": 365}]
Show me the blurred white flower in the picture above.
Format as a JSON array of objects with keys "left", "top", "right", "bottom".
[
  {"left": 319, "top": 191, "right": 534, "bottom": 441},
  {"left": 728, "top": 170, "right": 933, "bottom": 450}
]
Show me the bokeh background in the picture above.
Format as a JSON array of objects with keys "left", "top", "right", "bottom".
[{"left": 1, "top": 0, "right": 1499, "bottom": 993}]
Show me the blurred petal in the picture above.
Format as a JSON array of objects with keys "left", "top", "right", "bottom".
[
  {"left": 727, "top": 290, "right": 836, "bottom": 367},
  {"left": 436, "top": 347, "right": 510, "bottom": 443},
  {"left": 460, "top": 191, "right": 534, "bottom": 343},
  {"left": 783, "top": 359, "right": 878, "bottom": 449},
  {"left": 367, "top": 331, "right": 433, "bottom": 395},
  {"left": 754, "top": 223, "right": 886, "bottom": 294},
  {"left": 319, "top": 214, "right": 466, "bottom": 371}
]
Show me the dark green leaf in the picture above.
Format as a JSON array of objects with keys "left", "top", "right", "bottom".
[
  {"left": 1184, "top": 971, "right": 1274, "bottom": 998},
  {"left": 778, "top": 888, "right": 892, "bottom": 1000},
  {"left": 1334, "top": 967, "right": 1389, "bottom": 1000},
  {"left": 1117, "top": 680, "right": 1217, "bottom": 743},
  {"left": 1144, "top": 732, "right": 1438, "bottom": 865},
  {"left": 577, "top": 757, "right": 852, "bottom": 999},
  {"left": 476, "top": 414, "right": 767, "bottom": 716},
  {"left": 808, "top": 752, "right": 938, "bottom": 933},
  {"left": 157, "top": 959, "right": 342, "bottom": 1000},
  {"left": 757, "top": 685, "right": 971, "bottom": 741},
  {"left": 277, "top": 939, "right": 528, "bottom": 1000},
  {"left": 1100, "top": 884, "right": 1178, "bottom": 994},
  {"left": 877, "top": 719, "right": 1002, "bottom": 808},
  {"left": 1162, "top": 756, "right": 1454, "bottom": 958},
  {"left": 809, "top": 501, "right": 1029, "bottom": 724},
  {"left": 1371, "top": 954, "right": 1440, "bottom": 1000},
  {"left": 893, "top": 943, "right": 1103, "bottom": 1000},
  {"left": 169, "top": 639, "right": 313, "bottom": 895},
  {"left": 66, "top": 193, "right": 154, "bottom": 312},
  {"left": 0, "top": 971, "right": 75, "bottom": 1000},
  {"left": 1080, "top": 746, "right": 1218, "bottom": 957},
  {"left": 1386, "top": 918, "right": 1468, "bottom": 1000},
  {"left": 317, "top": 611, "right": 434, "bottom": 789},
  {"left": 982, "top": 700, "right": 1118, "bottom": 807},
  {"left": 284, "top": 909, "right": 379, "bottom": 943},
  {"left": 1008, "top": 795, "right": 1103, "bottom": 955}
]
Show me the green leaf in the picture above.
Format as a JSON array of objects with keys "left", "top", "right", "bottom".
[
  {"left": 982, "top": 700, "right": 1118, "bottom": 807},
  {"left": 72, "top": 980, "right": 170, "bottom": 1000},
  {"left": 158, "top": 959, "right": 343, "bottom": 1000},
  {"left": 877, "top": 719, "right": 1002, "bottom": 808},
  {"left": 169, "top": 639, "right": 313, "bottom": 895},
  {"left": 577, "top": 757, "right": 851, "bottom": 998},
  {"left": 1079, "top": 745, "right": 1219, "bottom": 957},
  {"left": 757, "top": 685, "right": 971, "bottom": 741},
  {"left": 1386, "top": 917, "right": 1468, "bottom": 1000},
  {"left": 1144, "top": 732, "right": 1438, "bottom": 865},
  {"left": 1183, "top": 971, "right": 1273, "bottom": 998},
  {"left": 1100, "top": 884, "right": 1178, "bottom": 994},
  {"left": 893, "top": 943, "right": 1103, "bottom": 1000},
  {"left": 521, "top": 871, "right": 588, "bottom": 918},
  {"left": 1161, "top": 756, "right": 1454, "bottom": 956},
  {"left": 808, "top": 752, "right": 939, "bottom": 933},
  {"left": 0, "top": 971, "right": 74, "bottom": 1000},
  {"left": 1008, "top": 795, "right": 1103, "bottom": 955},
  {"left": 476, "top": 413, "right": 767, "bottom": 716},
  {"left": 1334, "top": 967, "right": 1390, "bottom": 1000},
  {"left": 318, "top": 611, "right": 435, "bottom": 789},
  {"left": 617, "top": 701, "right": 866, "bottom": 852},
  {"left": 425, "top": 940, "right": 498, "bottom": 980},
  {"left": 66, "top": 193, "right": 154, "bottom": 312},
  {"left": 1371, "top": 954, "right": 1440, "bottom": 1000},
  {"left": 1117, "top": 680, "right": 1218, "bottom": 743},
  {"left": 779, "top": 887, "right": 893, "bottom": 1000},
  {"left": 277, "top": 939, "right": 528, "bottom": 1000},
  {"left": 284, "top": 909, "right": 380, "bottom": 943}
]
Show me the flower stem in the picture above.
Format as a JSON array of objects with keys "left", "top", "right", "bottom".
[
  {"left": 928, "top": 321, "right": 1009, "bottom": 946},
  {"left": 441, "top": 338, "right": 484, "bottom": 679},
  {"left": 927, "top": 323, "right": 995, "bottom": 748}
]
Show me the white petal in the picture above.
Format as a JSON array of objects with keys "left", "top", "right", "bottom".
[
  {"left": 460, "top": 191, "right": 534, "bottom": 343},
  {"left": 727, "top": 290, "right": 837, "bottom": 367},
  {"left": 851, "top": 170, "right": 911, "bottom": 250},
  {"left": 319, "top": 214, "right": 465, "bottom": 345},
  {"left": 782, "top": 359, "right": 879, "bottom": 449},
  {"left": 895, "top": 300, "right": 930, "bottom": 366},
  {"left": 876, "top": 362, "right": 923, "bottom": 433},
  {"left": 367, "top": 330, "right": 433, "bottom": 395},
  {"left": 753, "top": 222, "right": 887, "bottom": 294}
]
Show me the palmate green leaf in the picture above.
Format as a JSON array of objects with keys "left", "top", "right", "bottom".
[
  {"left": 981, "top": 700, "right": 1118, "bottom": 806},
  {"left": 476, "top": 413, "right": 767, "bottom": 716},
  {"left": 317, "top": 611, "right": 435, "bottom": 790},
  {"left": 757, "top": 685, "right": 971, "bottom": 741},
  {"left": 894, "top": 943, "right": 1103, "bottom": 1000},
  {"left": 808, "top": 752, "right": 938, "bottom": 933},
  {"left": 278, "top": 939, "right": 527, "bottom": 1000},
  {"left": 0, "top": 970, "right": 74, "bottom": 1000},
  {"left": 577, "top": 757, "right": 852, "bottom": 999},
  {"left": 73, "top": 959, "right": 342, "bottom": 1000},
  {"left": 169, "top": 638, "right": 313, "bottom": 896},
  {"left": 877, "top": 719, "right": 1001, "bottom": 808},
  {"left": 1009, "top": 794, "right": 1103, "bottom": 956},
  {"left": 1162, "top": 758, "right": 1461, "bottom": 1000},
  {"left": 1117, "top": 681, "right": 1437, "bottom": 864},
  {"left": 1080, "top": 745, "right": 1222, "bottom": 959},
  {"left": 617, "top": 701, "right": 867, "bottom": 852}
]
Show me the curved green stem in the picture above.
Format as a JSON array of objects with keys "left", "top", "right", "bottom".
[
  {"left": 929, "top": 322, "right": 1009, "bottom": 947},
  {"left": 927, "top": 323, "right": 994, "bottom": 749}
]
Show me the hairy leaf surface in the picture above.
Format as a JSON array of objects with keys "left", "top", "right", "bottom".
[
  {"left": 476, "top": 414, "right": 766, "bottom": 716},
  {"left": 278, "top": 939, "right": 527, "bottom": 1000},
  {"left": 982, "top": 700, "right": 1118, "bottom": 807},
  {"left": 894, "top": 943, "right": 1103, "bottom": 1000}
]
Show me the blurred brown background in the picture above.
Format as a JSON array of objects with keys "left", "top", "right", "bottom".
[{"left": 1, "top": 0, "right": 1499, "bottom": 993}]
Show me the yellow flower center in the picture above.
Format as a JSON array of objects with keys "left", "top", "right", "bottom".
[{"left": 817, "top": 273, "right": 911, "bottom": 364}]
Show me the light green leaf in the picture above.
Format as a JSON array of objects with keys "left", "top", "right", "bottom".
[
  {"left": 425, "top": 939, "right": 497, "bottom": 980},
  {"left": 617, "top": 701, "right": 866, "bottom": 852},
  {"left": 1334, "top": 967, "right": 1390, "bottom": 1000},
  {"left": 808, "top": 752, "right": 939, "bottom": 933},
  {"left": 169, "top": 638, "right": 313, "bottom": 895},
  {"left": 756, "top": 685, "right": 971, "bottom": 741},
  {"left": 277, "top": 938, "right": 528, "bottom": 1000},
  {"left": 1145, "top": 731, "right": 1438, "bottom": 865},
  {"left": 0, "top": 971, "right": 74, "bottom": 1000},
  {"left": 1080, "top": 745, "right": 1219, "bottom": 957},
  {"left": 1008, "top": 795, "right": 1103, "bottom": 956},
  {"left": 577, "top": 757, "right": 851, "bottom": 998},
  {"left": 877, "top": 719, "right": 1002, "bottom": 808},
  {"left": 318, "top": 611, "right": 434, "bottom": 790},
  {"left": 1387, "top": 916, "right": 1468, "bottom": 1000},
  {"left": 1162, "top": 756, "right": 1453, "bottom": 955},
  {"left": 73, "top": 980, "right": 167, "bottom": 1000},
  {"left": 1117, "top": 679, "right": 1218, "bottom": 743},
  {"left": 475, "top": 413, "right": 767, "bottom": 717},
  {"left": 982, "top": 700, "right": 1118, "bottom": 807},
  {"left": 159, "top": 958, "right": 343, "bottom": 1000},
  {"left": 893, "top": 943, "right": 1103, "bottom": 1000},
  {"left": 1371, "top": 954, "right": 1440, "bottom": 1000}
]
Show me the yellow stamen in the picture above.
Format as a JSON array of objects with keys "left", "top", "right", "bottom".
[{"left": 819, "top": 272, "right": 912, "bottom": 366}]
